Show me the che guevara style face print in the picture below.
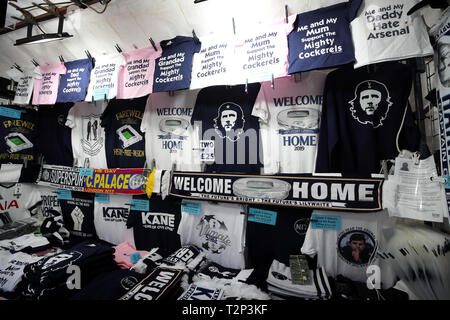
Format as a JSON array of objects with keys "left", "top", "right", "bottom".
[
  {"left": 349, "top": 80, "right": 393, "bottom": 128},
  {"left": 213, "top": 102, "right": 245, "bottom": 141},
  {"left": 438, "top": 39, "right": 450, "bottom": 88}
]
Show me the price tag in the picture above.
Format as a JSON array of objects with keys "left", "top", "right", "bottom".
[
  {"left": 129, "top": 253, "right": 142, "bottom": 264},
  {"left": 0, "top": 106, "right": 21, "bottom": 119},
  {"left": 289, "top": 255, "right": 311, "bottom": 285},
  {"left": 443, "top": 175, "right": 450, "bottom": 190},
  {"left": 93, "top": 88, "right": 109, "bottom": 101},
  {"left": 200, "top": 140, "right": 215, "bottom": 162},
  {"left": 95, "top": 193, "right": 110, "bottom": 203},
  {"left": 80, "top": 168, "right": 94, "bottom": 177},
  {"left": 311, "top": 214, "right": 341, "bottom": 230},
  {"left": 181, "top": 200, "right": 201, "bottom": 215},
  {"left": 248, "top": 208, "right": 277, "bottom": 226},
  {"left": 57, "top": 189, "right": 72, "bottom": 200},
  {"left": 131, "top": 198, "right": 149, "bottom": 211}
]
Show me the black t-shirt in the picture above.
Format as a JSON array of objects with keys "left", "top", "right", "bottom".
[
  {"left": 190, "top": 84, "right": 262, "bottom": 173},
  {"left": 59, "top": 191, "right": 97, "bottom": 245},
  {"left": 37, "top": 103, "right": 74, "bottom": 166},
  {"left": 245, "top": 205, "right": 312, "bottom": 288},
  {"left": 100, "top": 96, "right": 147, "bottom": 168},
  {"left": 71, "top": 269, "right": 145, "bottom": 300},
  {"left": 0, "top": 105, "right": 40, "bottom": 165},
  {"left": 126, "top": 195, "right": 181, "bottom": 257},
  {"left": 316, "top": 61, "right": 420, "bottom": 175}
]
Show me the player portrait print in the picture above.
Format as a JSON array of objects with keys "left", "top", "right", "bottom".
[
  {"left": 337, "top": 229, "right": 376, "bottom": 267},
  {"left": 196, "top": 215, "right": 231, "bottom": 254},
  {"left": 81, "top": 114, "right": 104, "bottom": 156},
  {"left": 349, "top": 80, "right": 393, "bottom": 128},
  {"left": 437, "top": 36, "right": 450, "bottom": 88},
  {"left": 213, "top": 102, "right": 245, "bottom": 142}
]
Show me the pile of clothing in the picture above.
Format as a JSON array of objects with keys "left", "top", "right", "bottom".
[{"left": 18, "top": 240, "right": 117, "bottom": 300}]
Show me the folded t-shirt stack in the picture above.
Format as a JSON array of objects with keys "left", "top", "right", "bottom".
[
  {"left": 113, "top": 242, "right": 149, "bottom": 269},
  {"left": 0, "top": 233, "right": 50, "bottom": 254},
  {"left": 266, "top": 260, "right": 332, "bottom": 300},
  {"left": 0, "top": 252, "right": 41, "bottom": 294},
  {"left": 18, "top": 240, "right": 117, "bottom": 300},
  {"left": 0, "top": 218, "right": 42, "bottom": 241}
]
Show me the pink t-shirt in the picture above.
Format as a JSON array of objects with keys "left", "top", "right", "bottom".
[
  {"left": 32, "top": 62, "right": 67, "bottom": 105},
  {"left": 114, "top": 241, "right": 149, "bottom": 269},
  {"left": 117, "top": 45, "right": 162, "bottom": 99}
]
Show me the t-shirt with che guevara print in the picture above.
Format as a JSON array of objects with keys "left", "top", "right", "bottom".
[{"left": 190, "top": 84, "right": 262, "bottom": 174}]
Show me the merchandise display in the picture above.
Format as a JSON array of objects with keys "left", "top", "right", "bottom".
[{"left": 0, "top": 0, "right": 448, "bottom": 305}]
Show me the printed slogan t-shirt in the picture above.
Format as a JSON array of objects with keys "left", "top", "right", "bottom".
[
  {"left": 287, "top": 0, "right": 362, "bottom": 73},
  {"left": 153, "top": 36, "right": 201, "bottom": 92},
  {"left": 117, "top": 46, "right": 162, "bottom": 99},
  {"left": 350, "top": 0, "right": 434, "bottom": 68},
  {"left": 32, "top": 63, "right": 67, "bottom": 105},
  {"left": 56, "top": 58, "right": 93, "bottom": 103},
  {"left": 85, "top": 53, "right": 126, "bottom": 101}
]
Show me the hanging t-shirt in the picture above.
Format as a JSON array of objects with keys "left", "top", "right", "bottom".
[
  {"left": 100, "top": 96, "right": 147, "bottom": 168},
  {"left": 32, "top": 63, "right": 67, "bottom": 105},
  {"left": 252, "top": 71, "right": 328, "bottom": 174},
  {"left": 0, "top": 105, "right": 40, "bottom": 165},
  {"left": 191, "top": 84, "right": 262, "bottom": 173},
  {"left": 126, "top": 195, "right": 181, "bottom": 257},
  {"left": 12, "top": 67, "right": 41, "bottom": 106},
  {"left": 301, "top": 209, "right": 389, "bottom": 283},
  {"left": 37, "top": 103, "right": 74, "bottom": 167},
  {"left": 117, "top": 46, "right": 162, "bottom": 99},
  {"left": 141, "top": 90, "right": 201, "bottom": 171},
  {"left": 93, "top": 194, "right": 133, "bottom": 246},
  {"left": 287, "top": 0, "right": 362, "bottom": 73},
  {"left": 177, "top": 200, "right": 246, "bottom": 269},
  {"left": 234, "top": 16, "right": 295, "bottom": 84},
  {"left": 66, "top": 101, "right": 108, "bottom": 168},
  {"left": 245, "top": 206, "right": 312, "bottom": 286},
  {"left": 59, "top": 191, "right": 96, "bottom": 243},
  {"left": 189, "top": 35, "right": 236, "bottom": 90},
  {"left": 0, "top": 183, "right": 41, "bottom": 227},
  {"left": 315, "top": 61, "right": 420, "bottom": 175},
  {"left": 350, "top": 0, "right": 434, "bottom": 69},
  {"left": 56, "top": 59, "right": 93, "bottom": 103},
  {"left": 85, "top": 53, "right": 126, "bottom": 101},
  {"left": 152, "top": 36, "right": 201, "bottom": 92},
  {"left": 37, "top": 186, "right": 62, "bottom": 219}
]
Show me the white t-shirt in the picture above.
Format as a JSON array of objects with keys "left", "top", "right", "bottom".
[
  {"left": 0, "top": 252, "right": 41, "bottom": 292},
  {"left": 66, "top": 101, "right": 108, "bottom": 169},
  {"left": 141, "top": 90, "right": 201, "bottom": 171},
  {"left": 189, "top": 35, "right": 236, "bottom": 89},
  {"left": 93, "top": 194, "right": 134, "bottom": 245},
  {"left": 12, "top": 67, "right": 41, "bottom": 105},
  {"left": 252, "top": 71, "right": 328, "bottom": 174},
  {"left": 234, "top": 16, "right": 295, "bottom": 84},
  {"left": 85, "top": 53, "right": 126, "bottom": 101},
  {"left": 0, "top": 183, "right": 41, "bottom": 226},
  {"left": 177, "top": 200, "right": 246, "bottom": 269},
  {"left": 350, "top": 0, "right": 434, "bottom": 68},
  {"left": 301, "top": 209, "right": 391, "bottom": 285}
]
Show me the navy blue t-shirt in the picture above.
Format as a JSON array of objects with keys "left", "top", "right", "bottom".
[
  {"left": 100, "top": 96, "right": 147, "bottom": 168},
  {"left": 56, "top": 58, "right": 93, "bottom": 103},
  {"left": 59, "top": 191, "right": 97, "bottom": 245},
  {"left": 153, "top": 36, "right": 201, "bottom": 92},
  {"left": 0, "top": 105, "right": 40, "bottom": 165},
  {"left": 190, "top": 84, "right": 263, "bottom": 173},
  {"left": 287, "top": 0, "right": 362, "bottom": 74},
  {"left": 37, "top": 103, "right": 74, "bottom": 166},
  {"left": 126, "top": 195, "right": 181, "bottom": 257},
  {"left": 316, "top": 61, "right": 420, "bottom": 175}
]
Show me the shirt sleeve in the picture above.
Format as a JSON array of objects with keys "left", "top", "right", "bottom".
[
  {"left": 126, "top": 210, "right": 138, "bottom": 229},
  {"left": 65, "top": 104, "right": 76, "bottom": 129},
  {"left": 251, "top": 83, "right": 269, "bottom": 122},
  {"left": 348, "top": 0, "right": 363, "bottom": 21},
  {"left": 300, "top": 221, "right": 318, "bottom": 257},
  {"left": 100, "top": 101, "right": 111, "bottom": 129},
  {"left": 140, "top": 97, "right": 151, "bottom": 133},
  {"left": 57, "top": 62, "right": 67, "bottom": 75},
  {"left": 315, "top": 74, "right": 338, "bottom": 173}
]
